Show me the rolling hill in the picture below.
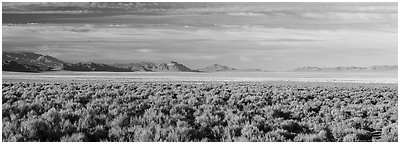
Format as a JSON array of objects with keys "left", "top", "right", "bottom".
[{"left": 198, "top": 64, "right": 236, "bottom": 72}]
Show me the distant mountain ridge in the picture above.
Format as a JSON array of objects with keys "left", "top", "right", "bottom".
[
  {"left": 2, "top": 60, "right": 42, "bottom": 72},
  {"left": 2, "top": 52, "right": 198, "bottom": 72},
  {"left": 197, "top": 64, "right": 264, "bottom": 72},
  {"left": 292, "top": 65, "right": 398, "bottom": 72},
  {"left": 62, "top": 63, "right": 132, "bottom": 72},
  {"left": 3, "top": 52, "right": 397, "bottom": 73},
  {"left": 3, "top": 52, "right": 66, "bottom": 71},
  {"left": 113, "top": 61, "right": 196, "bottom": 72},
  {"left": 198, "top": 64, "right": 236, "bottom": 72}
]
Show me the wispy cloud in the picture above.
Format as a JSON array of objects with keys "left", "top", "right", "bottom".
[
  {"left": 3, "top": 3, "right": 396, "bottom": 33},
  {"left": 2, "top": 2, "right": 397, "bottom": 70},
  {"left": 135, "top": 49, "right": 154, "bottom": 53},
  {"left": 3, "top": 2, "right": 397, "bottom": 16}
]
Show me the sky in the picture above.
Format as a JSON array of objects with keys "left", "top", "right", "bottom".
[{"left": 2, "top": 2, "right": 398, "bottom": 71}]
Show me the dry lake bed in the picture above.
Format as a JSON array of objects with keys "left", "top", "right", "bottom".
[{"left": 2, "top": 71, "right": 397, "bottom": 84}]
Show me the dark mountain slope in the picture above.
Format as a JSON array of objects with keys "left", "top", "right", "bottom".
[
  {"left": 3, "top": 52, "right": 66, "bottom": 71},
  {"left": 62, "top": 63, "right": 132, "bottom": 72},
  {"left": 2, "top": 60, "right": 42, "bottom": 72}
]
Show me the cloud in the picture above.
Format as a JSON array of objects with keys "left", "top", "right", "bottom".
[
  {"left": 4, "top": 3, "right": 396, "bottom": 35},
  {"left": 300, "top": 12, "right": 397, "bottom": 21},
  {"left": 67, "top": 28, "right": 91, "bottom": 33},
  {"left": 2, "top": 3, "right": 397, "bottom": 71},
  {"left": 228, "top": 12, "right": 265, "bottom": 16},
  {"left": 2, "top": 2, "right": 89, "bottom": 13},
  {"left": 273, "top": 38, "right": 321, "bottom": 42},
  {"left": 3, "top": 2, "right": 397, "bottom": 17},
  {"left": 135, "top": 49, "right": 154, "bottom": 53}
]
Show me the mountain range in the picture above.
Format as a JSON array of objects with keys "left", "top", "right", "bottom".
[
  {"left": 2, "top": 52, "right": 226, "bottom": 72},
  {"left": 2, "top": 52, "right": 397, "bottom": 73},
  {"left": 3, "top": 52, "right": 66, "bottom": 71},
  {"left": 197, "top": 64, "right": 236, "bottom": 72},
  {"left": 292, "top": 65, "right": 398, "bottom": 72},
  {"left": 114, "top": 61, "right": 196, "bottom": 72},
  {"left": 2, "top": 52, "right": 200, "bottom": 72}
]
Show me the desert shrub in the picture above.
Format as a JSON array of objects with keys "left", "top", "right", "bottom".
[
  {"left": 379, "top": 123, "right": 398, "bottom": 142},
  {"left": 21, "top": 118, "right": 50, "bottom": 141},
  {"left": 294, "top": 133, "right": 323, "bottom": 142},
  {"left": 60, "top": 133, "right": 87, "bottom": 142},
  {"left": 343, "top": 133, "right": 358, "bottom": 142},
  {"left": 280, "top": 120, "right": 306, "bottom": 133},
  {"left": 2, "top": 82, "right": 397, "bottom": 142}
]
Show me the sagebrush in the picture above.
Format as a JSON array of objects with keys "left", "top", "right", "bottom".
[{"left": 2, "top": 82, "right": 398, "bottom": 142}]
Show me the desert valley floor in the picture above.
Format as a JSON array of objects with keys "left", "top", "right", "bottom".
[
  {"left": 2, "top": 71, "right": 398, "bottom": 142},
  {"left": 2, "top": 71, "right": 398, "bottom": 83}
]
